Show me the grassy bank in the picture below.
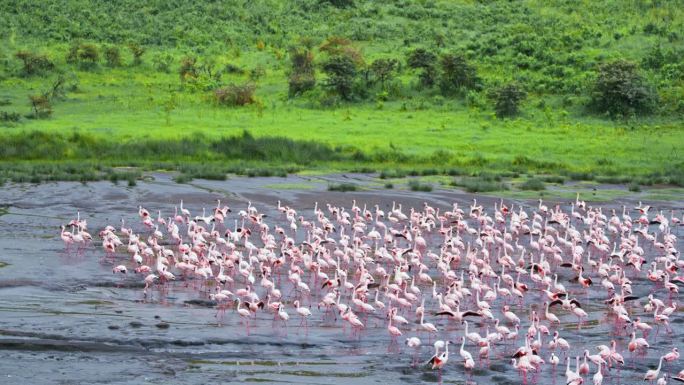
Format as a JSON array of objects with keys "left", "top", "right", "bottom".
[
  {"left": 0, "top": 130, "right": 682, "bottom": 187},
  {"left": 0, "top": 1, "right": 682, "bottom": 187}
]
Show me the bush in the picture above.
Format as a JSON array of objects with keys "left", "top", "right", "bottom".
[
  {"left": 104, "top": 46, "right": 121, "bottom": 67},
  {"left": 213, "top": 83, "right": 256, "bottom": 106},
  {"left": 28, "top": 93, "right": 52, "bottom": 118},
  {"left": 223, "top": 63, "right": 244, "bottom": 74},
  {"left": 152, "top": 52, "right": 173, "bottom": 73},
  {"left": 179, "top": 56, "right": 197, "bottom": 80},
  {"left": 408, "top": 180, "right": 432, "bottom": 192},
  {"left": 407, "top": 48, "right": 438, "bottom": 87},
  {"left": 439, "top": 53, "right": 481, "bottom": 95},
  {"left": 322, "top": 0, "right": 354, "bottom": 8},
  {"left": 66, "top": 42, "right": 99, "bottom": 69},
  {"left": 490, "top": 83, "right": 526, "bottom": 118},
  {"left": 322, "top": 55, "right": 357, "bottom": 101},
  {"left": 288, "top": 47, "right": 316, "bottom": 97},
  {"left": 589, "top": 60, "right": 655, "bottom": 118},
  {"left": 520, "top": 178, "right": 546, "bottom": 191},
  {"left": 15, "top": 51, "right": 54, "bottom": 76},
  {"left": 249, "top": 65, "right": 266, "bottom": 81},
  {"left": 369, "top": 58, "right": 398, "bottom": 87},
  {"left": 0, "top": 111, "right": 22, "bottom": 123},
  {"left": 451, "top": 175, "right": 508, "bottom": 192},
  {"left": 128, "top": 43, "right": 146, "bottom": 65},
  {"left": 328, "top": 182, "right": 357, "bottom": 191}
]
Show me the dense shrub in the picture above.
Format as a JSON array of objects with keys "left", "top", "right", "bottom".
[
  {"left": 152, "top": 52, "right": 173, "bottom": 73},
  {"left": 589, "top": 60, "right": 655, "bottom": 117},
  {"left": 104, "top": 46, "right": 121, "bottom": 67},
  {"left": 127, "top": 43, "right": 145, "bottom": 65},
  {"left": 369, "top": 58, "right": 398, "bottom": 87},
  {"left": 66, "top": 42, "right": 99, "bottom": 69},
  {"left": 520, "top": 178, "right": 545, "bottom": 190},
  {"left": 213, "top": 83, "right": 256, "bottom": 106},
  {"left": 0, "top": 111, "right": 22, "bottom": 122},
  {"left": 321, "top": 0, "right": 354, "bottom": 8},
  {"left": 288, "top": 46, "right": 316, "bottom": 97},
  {"left": 15, "top": 51, "right": 54, "bottom": 76},
  {"left": 490, "top": 83, "right": 527, "bottom": 118},
  {"left": 179, "top": 56, "right": 198, "bottom": 80},
  {"left": 328, "top": 182, "right": 357, "bottom": 191},
  {"left": 438, "top": 53, "right": 481, "bottom": 95},
  {"left": 322, "top": 55, "right": 358, "bottom": 100},
  {"left": 407, "top": 48, "right": 437, "bottom": 87},
  {"left": 28, "top": 93, "right": 52, "bottom": 118}
]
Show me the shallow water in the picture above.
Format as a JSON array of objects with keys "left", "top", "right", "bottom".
[{"left": 0, "top": 173, "right": 682, "bottom": 385}]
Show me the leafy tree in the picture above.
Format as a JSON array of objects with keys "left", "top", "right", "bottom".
[
  {"left": 590, "top": 60, "right": 655, "bottom": 117},
  {"left": 127, "top": 43, "right": 146, "bottom": 65},
  {"left": 319, "top": 36, "right": 364, "bottom": 66},
  {"left": 104, "top": 46, "right": 121, "bottom": 67},
  {"left": 288, "top": 47, "right": 316, "bottom": 97},
  {"left": 322, "top": 55, "right": 357, "bottom": 100},
  {"left": 407, "top": 48, "right": 437, "bottom": 87},
  {"left": 439, "top": 53, "right": 481, "bottom": 95},
  {"left": 490, "top": 83, "right": 526, "bottom": 118},
  {"left": 14, "top": 51, "right": 54, "bottom": 76},
  {"left": 370, "top": 58, "right": 398, "bottom": 87}
]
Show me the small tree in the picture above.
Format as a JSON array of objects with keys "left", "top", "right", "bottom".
[
  {"left": 179, "top": 56, "right": 198, "bottom": 81},
  {"left": 590, "top": 60, "right": 655, "bottom": 117},
  {"left": 128, "top": 43, "right": 146, "bottom": 66},
  {"left": 15, "top": 51, "right": 54, "bottom": 76},
  {"left": 490, "top": 83, "right": 526, "bottom": 118},
  {"left": 322, "top": 55, "right": 357, "bottom": 100},
  {"left": 78, "top": 43, "right": 99, "bottom": 68},
  {"left": 28, "top": 93, "right": 52, "bottom": 118},
  {"left": 288, "top": 47, "right": 316, "bottom": 97},
  {"left": 407, "top": 48, "right": 437, "bottom": 87},
  {"left": 439, "top": 53, "right": 481, "bottom": 95},
  {"left": 370, "top": 58, "right": 398, "bottom": 87},
  {"left": 104, "top": 46, "right": 121, "bottom": 67},
  {"left": 319, "top": 36, "right": 364, "bottom": 66}
]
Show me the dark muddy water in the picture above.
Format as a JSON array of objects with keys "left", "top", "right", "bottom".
[{"left": 0, "top": 173, "right": 682, "bottom": 384}]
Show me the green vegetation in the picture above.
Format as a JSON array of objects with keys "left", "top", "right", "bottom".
[
  {"left": 0, "top": 1, "right": 682, "bottom": 184},
  {"left": 408, "top": 180, "right": 433, "bottom": 192},
  {"left": 328, "top": 182, "right": 358, "bottom": 192},
  {"left": 520, "top": 178, "right": 546, "bottom": 191}
]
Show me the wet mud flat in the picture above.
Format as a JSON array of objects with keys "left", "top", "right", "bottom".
[{"left": 0, "top": 173, "right": 682, "bottom": 384}]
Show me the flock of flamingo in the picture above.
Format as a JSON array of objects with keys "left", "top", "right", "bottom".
[{"left": 60, "top": 195, "right": 683, "bottom": 384}]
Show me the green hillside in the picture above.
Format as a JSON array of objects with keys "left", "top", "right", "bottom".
[{"left": 0, "top": 0, "right": 682, "bottom": 186}]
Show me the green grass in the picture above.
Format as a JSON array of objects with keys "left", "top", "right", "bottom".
[
  {"left": 263, "top": 182, "right": 315, "bottom": 190},
  {"left": 0, "top": 1, "right": 682, "bottom": 184}
]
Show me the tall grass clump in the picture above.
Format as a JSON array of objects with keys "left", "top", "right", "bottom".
[
  {"left": 519, "top": 178, "right": 546, "bottom": 191},
  {"left": 328, "top": 182, "right": 357, "bottom": 192},
  {"left": 408, "top": 180, "right": 433, "bottom": 192}
]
